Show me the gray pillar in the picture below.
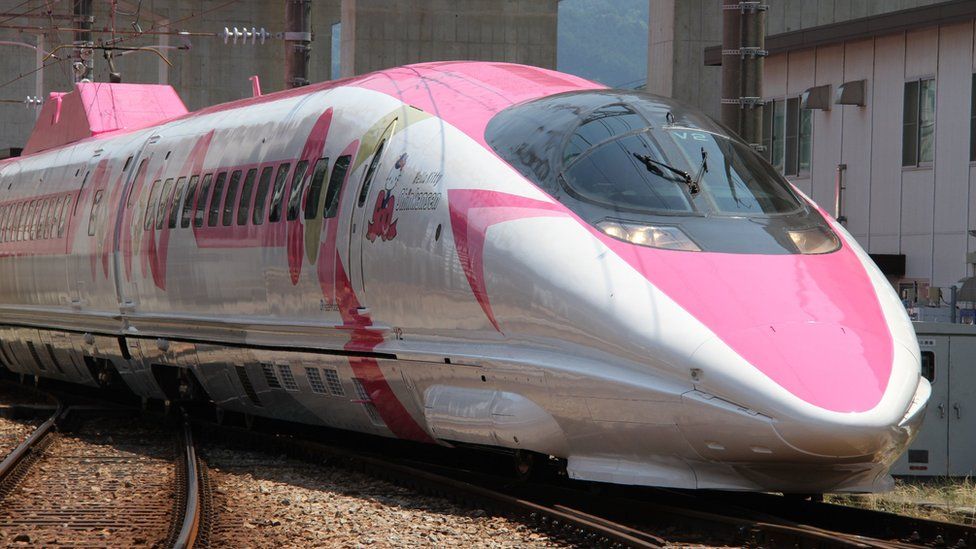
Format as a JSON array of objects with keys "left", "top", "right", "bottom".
[
  {"left": 285, "top": 0, "right": 313, "bottom": 88},
  {"left": 720, "top": 0, "right": 741, "bottom": 136}
]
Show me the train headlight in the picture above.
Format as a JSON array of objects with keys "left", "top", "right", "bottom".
[
  {"left": 788, "top": 226, "right": 840, "bottom": 254},
  {"left": 597, "top": 221, "right": 701, "bottom": 251}
]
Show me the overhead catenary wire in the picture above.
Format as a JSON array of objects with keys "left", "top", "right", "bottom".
[{"left": 0, "top": 0, "right": 44, "bottom": 27}]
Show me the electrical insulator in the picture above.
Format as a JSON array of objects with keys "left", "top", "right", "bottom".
[{"left": 222, "top": 27, "right": 269, "bottom": 45}]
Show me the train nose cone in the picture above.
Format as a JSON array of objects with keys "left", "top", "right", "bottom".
[{"left": 722, "top": 321, "right": 892, "bottom": 414}]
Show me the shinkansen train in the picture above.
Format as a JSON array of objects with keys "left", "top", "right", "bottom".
[{"left": 0, "top": 61, "right": 927, "bottom": 493}]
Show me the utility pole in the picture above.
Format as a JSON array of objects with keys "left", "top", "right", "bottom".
[
  {"left": 721, "top": 1, "right": 767, "bottom": 150},
  {"left": 285, "top": 0, "right": 312, "bottom": 88},
  {"left": 73, "top": 0, "right": 94, "bottom": 82}
]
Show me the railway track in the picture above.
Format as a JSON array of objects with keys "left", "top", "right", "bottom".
[
  {"left": 0, "top": 395, "right": 210, "bottom": 548},
  {"left": 196, "top": 418, "right": 976, "bottom": 548}
]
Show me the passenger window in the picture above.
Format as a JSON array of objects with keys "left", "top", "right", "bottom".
[
  {"left": 268, "top": 163, "right": 291, "bottom": 223},
  {"left": 88, "top": 190, "right": 103, "bottom": 236},
  {"left": 208, "top": 172, "right": 227, "bottom": 227},
  {"left": 358, "top": 140, "right": 385, "bottom": 207},
  {"left": 168, "top": 177, "right": 187, "bottom": 229},
  {"left": 194, "top": 174, "right": 212, "bottom": 228},
  {"left": 223, "top": 170, "right": 241, "bottom": 226},
  {"left": 145, "top": 180, "right": 160, "bottom": 231},
  {"left": 324, "top": 155, "right": 351, "bottom": 218},
  {"left": 58, "top": 196, "right": 71, "bottom": 238},
  {"left": 41, "top": 199, "right": 51, "bottom": 239},
  {"left": 304, "top": 158, "right": 330, "bottom": 220},
  {"left": 286, "top": 160, "right": 309, "bottom": 221},
  {"left": 921, "top": 351, "right": 935, "bottom": 382},
  {"left": 181, "top": 175, "right": 199, "bottom": 228},
  {"left": 123, "top": 156, "right": 133, "bottom": 172},
  {"left": 37, "top": 200, "right": 48, "bottom": 240},
  {"left": 50, "top": 197, "right": 63, "bottom": 239},
  {"left": 237, "top": 168, "right": 257, "bottom": 226},
  {"left": 27, "top": 201, "right": 37, "bottom": 240},
  {"left": 253, "top": 166, "right": 274, "bottom": 225},
  {"left": 14, "top": 203, "right": 23, "bottom": 241},
  {"left": 156, "top": 178, "right": 174, "bottom": 230},
  {"left": 18, "top": 202, "right": 28, "bottom": 241},
  {"left": 0, "top": 205, "right": 8, "bottom": 242}
]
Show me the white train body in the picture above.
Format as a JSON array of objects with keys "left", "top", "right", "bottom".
[{"left": 0, "top": 62, "right": 926, "bottom": 492}]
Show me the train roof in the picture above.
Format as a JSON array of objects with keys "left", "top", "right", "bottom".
[{"left": 14, "top": 61, "right": 604, "bottom": 161}]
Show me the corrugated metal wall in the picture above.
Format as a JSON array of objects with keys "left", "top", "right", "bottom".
[{"left": 765, "top": 21, "right": 976, "bottom": 288}]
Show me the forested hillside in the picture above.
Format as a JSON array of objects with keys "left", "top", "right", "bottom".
[{"left": 557, "top": 0, "right": 649, "bottom": 88}]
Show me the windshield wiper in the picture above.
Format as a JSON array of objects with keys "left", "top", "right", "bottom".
[
  {"left": 692, "top": 148, "right": 708, "bottom": 193},
  {"left": 633, "top": 153, "right": 700, "bottom": 195}
]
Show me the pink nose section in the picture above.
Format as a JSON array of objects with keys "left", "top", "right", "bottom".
[{"left": 723, "top": 322, "right": 893, "bottom": 413}]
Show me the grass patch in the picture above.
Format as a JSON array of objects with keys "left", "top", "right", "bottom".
[{"left": 826, "top": 478, "right": 976, "bottom": 524}]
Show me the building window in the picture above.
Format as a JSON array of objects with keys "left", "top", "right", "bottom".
[
  {"left": 903, "top": 77, "right": 935, "bottom": 167},
  {"left": 971, "top": 74, "right": 976, "bottom": 162},
  {"left": 763, "top": 98, "right": 811, "bottom": 176}
]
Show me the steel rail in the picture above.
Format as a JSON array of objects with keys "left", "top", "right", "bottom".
[
  {"left": 171, "top": 417, "right": 202, "bottom": 549},
  {"left": 0, "top": 397, "right": 63, "bottom": 490}
]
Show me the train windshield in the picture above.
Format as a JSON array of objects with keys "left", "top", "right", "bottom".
[
  {"left": 486, "top": 90, "right": 839, "bottom": 255},
  {"left": 562, "top": 106, "right": 802, "bottom": 216}
]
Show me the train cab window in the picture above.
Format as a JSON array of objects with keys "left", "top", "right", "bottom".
[
  {"left": 921, "top": 351, "right": 935, "bottom": 382},
  {"left": 168, "top": 177, "right": 187, "bottom": 229},
  {"left": 253, "top": 166, "right": 274, "bottom": 225},
  {"left": 324, "top": 155, "right": 351, "bottom": 218},
  {"left": 286, "top": 160, "right": 309, "bottom": 221},
  {"left": 268, "top": 163, "right": 291, "bottom": 223},
  {"left": 58, "top": 196, "right": 71, "bottom": 238},
  {"left": 156, "top": 178, "right": 175, "bottom": 230},
  {"left": 304, "top": 157, "right": 330, "bottom": 220},
  {"left": 358, "top": 140, "right": 385, "bottom": 207},
  {"left": 208, "top": 172, "right": 227, "bottom": 227},
  {"left": 88, "top": 190, "right": 104, "bottom": 236},
  {"left": 145, "top": 180, "right": 161, "bottom": 231},
  {"left": 223, "top": 170, "right": 241, "bottom": 226},
  {"left": 181, "top": 175, "right": 199, "bottom": 228},
  {"left": 194, "top": 174, "right": 212, "bottom": 228},
  {"left": 237, "top": 168, "right": 257, "bottom": 226}
]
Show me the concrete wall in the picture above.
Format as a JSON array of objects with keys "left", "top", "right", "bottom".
[
  {"left": 647, "top": 0, "right": 950, "bottom": 118},
  {"left": 0, "top": 0, "right": 343, "bottom": 151},
  {"left": 340, "top": 0, "right": 558, "bottom": 77},
  {"left": 764, "top": 21, "right": 976, "bottom": 288}
]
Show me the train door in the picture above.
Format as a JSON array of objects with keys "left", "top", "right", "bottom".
[
  {"left": 892, "top": 336, "right": 948, "bottom": 476},
  {"left": 68, "top": 151, "right": 101, "bottom": 308},
  {"left": 111, "top": 142, "right": 155, "bottom": 311},
  {"left": 947, "top": 335, "right": 976, "bottom": 476},
  {"left": 348, "top": 118, "right": 397, "bottom": 300}
]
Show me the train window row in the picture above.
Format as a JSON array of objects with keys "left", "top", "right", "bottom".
[
  {"left": 143, "top": 155, "right": 352, "bottom": 231},
  {"left": 0, "top": 193, "right": 74, "bottom": 243}
]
